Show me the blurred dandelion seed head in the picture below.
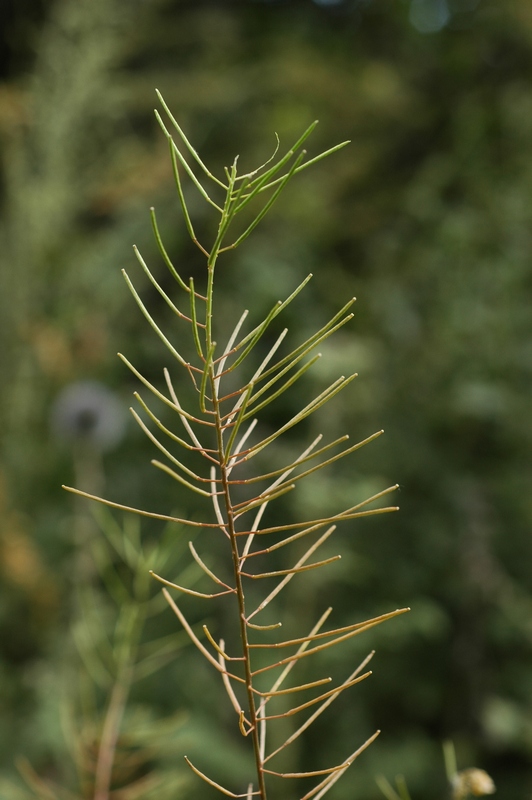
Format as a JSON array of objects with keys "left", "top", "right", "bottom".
[{"left": 51, "top": 381, "right": 127, "bottom": 451}]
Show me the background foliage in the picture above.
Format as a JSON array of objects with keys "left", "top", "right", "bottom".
[{"left": 1, "top": 0, "right": 532, "bottom": 797}]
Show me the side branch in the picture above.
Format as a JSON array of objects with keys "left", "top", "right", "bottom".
[
  {"left": 134, "top": 391, "right": 217, "bottom": 454},
  {"left": 246, "top": 527, "right": 336, "bottom": 621},
  {"left": 262, "top": 763, "right": 350, "bottom": 779},
  {"left": 238, "top": 500, "right": 399, "bottom": 536},
  {"left": 228, "top": 435, "right": 347, "bottom": 484},
  {"left": 299, "top": 731, "right": 381, "bottom": 800},
  {"left": 218, "top": 643, "right": 254, "bottom": 733},
  {"left": 263, "top": 652, "right": 375, "bottom": 764},
  {"left": 189, "top": 541, "right": 234, "bottom": 589},
  {"left": 184, "top": 757, "right": 260, "bottom": 798},
  {"left": 150, "top": 571, "right": 234, "bottom": 599},
  {"left": 252, "top": 608, "right": 409, "bottom": 675},
  {"left": 62, "top": 486, "right": 220, "bottom": 528},
  {"left": 130, "top": 406, "right": 215, "bottom": 483},
  {"left": 249, "top": 609, "right": 403, "bottom": 649},
  {"left": 241, "top": 556, "right": 340, "bottom": 580},
  {"left": 261, "top": 672, "right": 371, "bottom": 720},
  {"left": 163, "top": 589, "right": 246, "bottom": 683}
]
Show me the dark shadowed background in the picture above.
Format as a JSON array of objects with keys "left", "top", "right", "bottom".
[{"left": 1, "top": 0, "right": 532, "bottom": 798}]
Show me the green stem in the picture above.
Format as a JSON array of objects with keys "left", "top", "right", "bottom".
[
  {"left": 206, "top": 158, "right": 238, "bottom": 345},
  {"left": 205, "top": 256, "right": 216, "bottom": 353},
  {"left": 93, "top": 593, "right": 145, "bottom": 800},
  {"left": 93, "top": 666, "right": 133, "bottom": 800}
]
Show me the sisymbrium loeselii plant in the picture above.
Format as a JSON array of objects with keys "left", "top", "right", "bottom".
[{"left": 65, "top": 92, "right": 409, "bottom": 800}]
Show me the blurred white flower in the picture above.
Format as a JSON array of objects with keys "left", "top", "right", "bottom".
[{"left": 453, "top": 768, "right": 496, "bottom": 798}]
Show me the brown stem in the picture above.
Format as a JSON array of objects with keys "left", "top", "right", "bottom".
[{"left": 211, "top": 371, "right": 268, "bottom": 800}]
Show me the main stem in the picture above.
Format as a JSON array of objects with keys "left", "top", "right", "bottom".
[
  {"left": 211, "top": 377, "right": 268, "bottom": 800},
  {"left": 205, "top": 202, "right": 267, "bottom": 798}
]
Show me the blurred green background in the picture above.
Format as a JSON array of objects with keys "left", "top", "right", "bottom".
[{"left": 1, "top": 0, "right": 532, "bottom": 797}]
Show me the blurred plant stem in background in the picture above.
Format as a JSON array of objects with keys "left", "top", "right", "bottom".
[
  {"left": 0, "top": 3, "right": 170, "bottom": 768},
  {"left": 2, "top": 346, "right": 193, "bottom": 797},
  {"left": 0, "top": 476, "right": 194, "bottom": 799},
  {"left": 0, "top": 0, "right": 127, "bottom": 484}
]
